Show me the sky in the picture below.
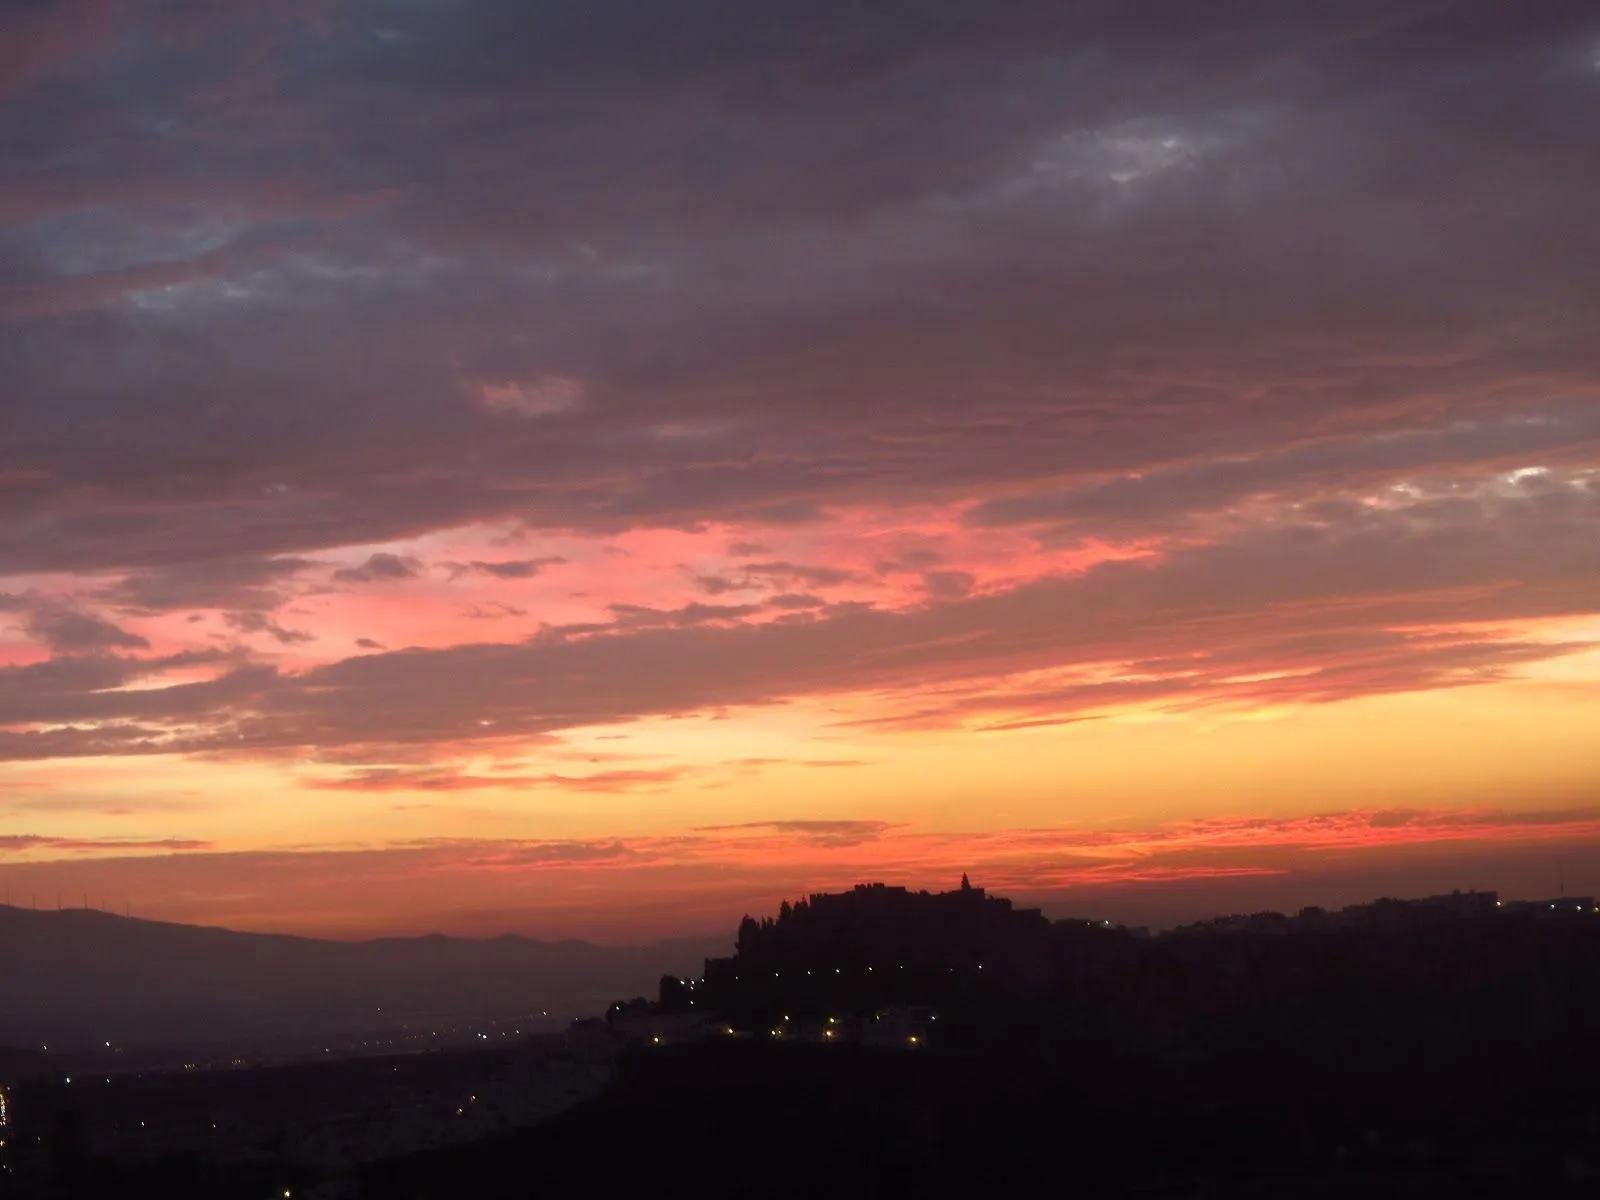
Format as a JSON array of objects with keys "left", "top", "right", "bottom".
[{"left": 2, "top": 0, "right": 1599, "bottom": 942}]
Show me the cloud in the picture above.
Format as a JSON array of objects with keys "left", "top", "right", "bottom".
[
  {"left": 696, "top": 561, "right": 859, "bottom": 595},
  {"left": 922, "top": 570, "right": 975, "bottom": 601},
  {"left": 875, "top": 549, "right": 947, "bottom": 575},
  {"left": 0, "top": 1, "right": 1596, "bottom": 585},
  {"left": 0, "top": 835, "right": 211, "bottom": 854},
  {"left": 0, "top": 474, "right": 1596, "bottom": 762},
  {"left": 224, "top": 611, "right": 315, "bottom": 645},
  {"left": 23, "top": 606, "right": 149, "bottom": 653},
  {"left": 967, "top": 401, "right": 1600, "bottom": 533},
  {"left": 311, "top": 767, "right": 688, "bottom": 793},
  {"left": 742, "top": 562, "right": 859, "bottom": 587},
  {"left": 478, "top": 377, "right": 586, "bottom": 418},
  {"left": 10, "top": 795, "right": 198, "bottom": 815},
  {"left": 98, "top": 556, "right": 313, "bottom": 613},
  {"left": 0, "top": 0, "right": 115, "bottom": 101},
  {"left": 332, "top": 553, "right": 422, "bottom": 584},
  {"left": 767, "top": 592, "right": 825, "bottom": 610},
  {"left": 467, "top": 557, "right": 567, "bottom": 579},
  {"left": 692, "top": 819, "right": 897, "bottom": 848},
  {"left": 607, "top": 601, "right": 764, "bottom": 628},
  {"left": 462, "top": 839, "right": 639, "bottom": 868},
  {"left": 461, "top": 602, "right": 528, "bottom": 620}
]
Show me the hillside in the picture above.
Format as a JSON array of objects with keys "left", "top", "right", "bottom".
[{"left": 0, "top": 905, "right": 724, "bottom": 1052}]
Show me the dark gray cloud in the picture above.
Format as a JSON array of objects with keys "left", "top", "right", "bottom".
[
  {"left": 875, "top": 548, "right": 947, "bottom": 575},
  {"left": 608, "top": 601, "right": 764, "bottom": 628},
  {"left": 697, "top": 561, "right": 860, "bottom": 595},
  {"left": 0, "top": 1, "right": 1594, "bottom": 574},
  {"left": 21, "top": 605, "right": 149, "bottom": 653},
  {"left": 922, "top": 570, "right": 975, "bottom": 601},
  {"left": 767, "top": 593, "right": 825, "bottom": 611},
  {"left": 98, "top": 556, "right": 314, "bottom": 612},
  {"left": 331, "top": 553, "right": 421, "bottom": 584},
  {"left": 467, "top": 557, "right": 567, "bottom": 580},
  {"left": 224, "top": 611, "right": 315, "bottom": 645},
  {"left": 461, "top": 602, "right": 528, "bottom": 620},
  {"left": 0, "top": 1, "right": 116, "bottom": 102}
]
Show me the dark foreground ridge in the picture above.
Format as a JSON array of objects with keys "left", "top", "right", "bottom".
[{"left": 7, "top": 881, "right": 1600, "bottom": 1197}]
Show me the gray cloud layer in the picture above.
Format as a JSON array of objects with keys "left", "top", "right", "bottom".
[{"left": 0, "top": 0, "right": 1595, "bottom": 572}]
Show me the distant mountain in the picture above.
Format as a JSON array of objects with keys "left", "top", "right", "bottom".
[{"left": 0, "top": 905, "right": 727, "bottom": 1052}]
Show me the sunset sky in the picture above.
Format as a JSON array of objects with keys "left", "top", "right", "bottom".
[{"left": 2, "top": 0, "right": 1599, "bottom": 941}]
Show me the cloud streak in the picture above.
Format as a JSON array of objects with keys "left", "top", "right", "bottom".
[{"left": 3, "top": 803, "right": 1598, "bottom": 937}]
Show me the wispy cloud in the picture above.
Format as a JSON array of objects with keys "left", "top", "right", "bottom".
[
  {"left": 2, "top": 803, "right": 1597, "bottom": 937},
  {"left": 691, "top": 820, "right": 898, "bottom": 848},
  {"left": 309, "top": 767, "right": 689, "bottom": 793},
  {"left": 469, "top": 557, "right": 567, "bottom": 579},
  {"left": 332, "top": 554, "right": 422, "bottom": 584},
  {"left": 0, "top": 835, "right": 211, "bottom": 854}
]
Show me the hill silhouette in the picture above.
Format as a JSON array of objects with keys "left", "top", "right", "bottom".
[
  {"left": 0, "top": 904, "right": 725, "bottom": 1053},
  {"left": 13, "top": 883, "right": 1600, "bottom": 1197}
]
